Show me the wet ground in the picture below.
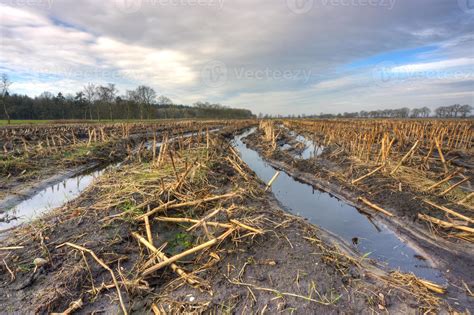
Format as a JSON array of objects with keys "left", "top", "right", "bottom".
[
  {"left": 0, "top": 124, "right": 226, "bottom": 204},
  {"left": 0, "top": 128, "right": 224, "bottom": 233},
  {"left": 234, "top": 128, "right": 442, "bottom": 282},
  {"left": 0, "top": 127, "right": 470, "bottom": 313},
  {"left": 240, "top": 126, "right": 474, "bottom": 310},
  {"left": 0, "top": 163, "right": 120, "bottom": 235},
  {"left": 282, "top": 129, "right": 325, "bottom": 159},
  {"left": 0, "top": 136, "right": 135, "bottom": 202}
]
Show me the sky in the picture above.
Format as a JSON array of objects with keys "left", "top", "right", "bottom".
[{"left": 0, "top": 0, "right": 473, "bottom": 115}]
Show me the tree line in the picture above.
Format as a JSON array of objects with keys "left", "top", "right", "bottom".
[
  {"left": 339, "top": 105, "right": 472, "bottom": 118},
  {"left": 266, "top": 105, "right": 472, "bottom": 119},
  {"left": 0, "top": 75, "right": 254, "bottom": 123}
]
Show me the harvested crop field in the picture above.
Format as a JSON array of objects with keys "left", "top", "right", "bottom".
[{"left": 0, "top": 119, "right": 473, "bottom": 314}]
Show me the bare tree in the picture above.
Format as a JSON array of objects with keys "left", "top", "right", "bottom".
[
  {"left": 434, "top": 105, "right": 468, "bottom": 118},
  {"left": 74, "top": 91, "right": 88, "bottom": 119},
  {"left": 421, "top": 107, "right": 431, "bottom": 118},
  {"left": 39, "top": 91, "right": 54, "bottom": 99},
  {"left": 435, "top": 106, "right": 449, "bottom": 118},
  {"left": 411, "top": 108, "right": 421, "bottom": 118},
  {"left": 1, "top": 74, "right": 12, "bottom": 124},
  {"left": 83, "top": 83, "right": 96, "bottom": 120},
  {"left": 460, "top": 104, "right": 472, "bottom": 118},
  {"left": 125, "top": 90, "right": 139, "bottom": 120},
  {"left": 107, "top": 84, "right": 117, "bottom": 121},
  {"left": 156, "top": 95, "right": 173, "bottom": 106},
  {"left": 135, "top": 85, "right": 156, "bottom": 119},
  {"left": 399, "top": 107, "right": 410, "bottom": 118},
  {"left": 97, "top": 84, "right": 118, "bottom": 121},
  {"left": 452, "top": 104, "right": 462, "bottom": 117},
  {"left": 359, "top": 110, "right": 368, "bottom": 118}
]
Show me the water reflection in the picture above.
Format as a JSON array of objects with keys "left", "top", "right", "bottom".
[
  {"left": 0, "top": 166, "right": 109, "bottom": 233},
  {"left": 233, "top": 128, "right": 442, "bottom": 282}
]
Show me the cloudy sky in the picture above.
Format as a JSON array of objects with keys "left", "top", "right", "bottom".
[{"left": 1, "top": 0, "right": 473, "bottom": 115}]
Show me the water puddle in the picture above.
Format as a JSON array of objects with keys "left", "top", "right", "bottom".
[
  {"left": 0, "top": 164, "right": 119, "bottom": 235},
  {"left": 0, "top": 129, "right": 222, "bottom": 235},
  {"left": 233, "top": 128, "right": 443, "bottom": 283},
  {"left": 282, "top": 129, "right": 324, "bottom": 159},
  {"left": 294, "top": 134, "right": 325, "bottom": 159}
]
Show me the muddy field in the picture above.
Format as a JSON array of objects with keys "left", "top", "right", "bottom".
[
  {"left": 0, "top": 121, "right": 227, "bottom": 200},
  {"left": 0, "top": 119, "right": 473, "bottom": 313}
]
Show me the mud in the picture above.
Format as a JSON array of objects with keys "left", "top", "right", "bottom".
[
  {"left": 0, "top": 130, "right": 457, "bottom": 314},
  {"left": 0, "top": 123, "right": 228, "bottom": 201},
  {"left": 0, "top": 164, "right": 97, "bottom": 213},
  {"left": 155, "top": 198, "right": 432, "bottom": 314},
  {"left": 236, "top": 130, "right": 442, "bottom": 282},
  {"left": 0, "top": 137, "right": 135, "bottom": 202}
]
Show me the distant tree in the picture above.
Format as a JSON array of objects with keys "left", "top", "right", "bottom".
[
  {"left": 421, "top": 107, "right": 431, "bottom": 118},
  {"left": 125, "top": 90, "right": 139, "bottom": 120},
  {"left": 446, "top": 105, "right": 455, "bottom": 118},
  {"left": 140, "top": 86, "right": 156, "bottom": 118},
  {"left": 411, "top": 108, "right": 421, "bottom": 118},
  {"left": 411, "top": 107, "right": 426, "bottom": 118},
  {"left": 368, "top": 110, "right": 378, "bottom": 118},
  {"left": 433, "top": 105, "right": 468, "bottom": 118},
  {"left": 54, "top": 92, "right": 66, "bottom": 119},
  {"left": 343, "top": 112, "right": 359, "bottom": 118},
  {"left": 83, "top": 83, "right": 96, "bottom": 120},
  {"left": 39, "top": 91, "right": 54, "bottom": 99},
  {"left": 435, "top": 106, "right": 448, "bottom": 118},
  {"left": 156, "top": 95, "right": 173, "bottom": 106},
  {"left": 460, "top": 104, "right": 472, "bottom": 118},
  {"left": 107, "top": 84, "right": 118, "bottom": 120},
  {"left": 1, "top": 74, "right": 12, "bottom": 124},
  {"left": 452, "top": 104, "right": 462, "bottom": 118},
  {"left": 74, "top": 91, "right": 88, "bottom": 119},
  {"left": 359, "top": 110, "right": 368, "bottom": 118},
  {"left": 399, "top": 107, "right": 410, "bottom": 118},
  {"left": 96, "top": 86, "right": 107, "bottom": 121},
  {"left": 135, "top": 85, "right": 156, "bottom": 119},
  {"left": 97, "top": 84, "right": 117, "bottom": 120}
]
